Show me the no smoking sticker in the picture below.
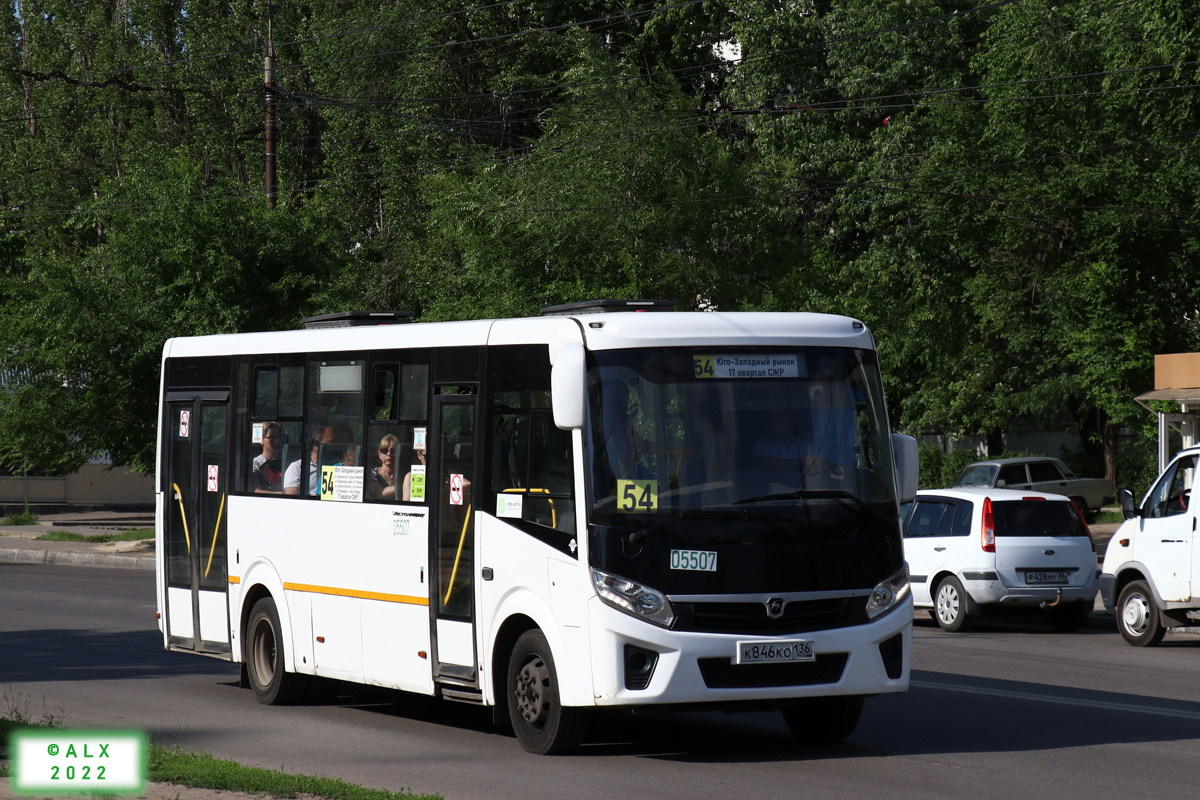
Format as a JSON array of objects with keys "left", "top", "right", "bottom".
[
  {"left": 449, "top": 473, "right": 464, "bottom": 506},
  {"left": 179, "top": 410, "right": 190, "bottom": 438},
  {"left": 207, "top": 465, "right": 219, "bottom": 492}
]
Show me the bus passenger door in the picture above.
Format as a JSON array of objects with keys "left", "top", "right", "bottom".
[
  {"left": 164, "top": 394, "right": 232, "bottom": 655},
  {"left": 430, "top": 395, "right": 480, "bottom": 693}
]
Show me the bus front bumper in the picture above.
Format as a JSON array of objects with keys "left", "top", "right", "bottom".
[{"left": 585, "top": 595, "right": 912, "bottom": 707}]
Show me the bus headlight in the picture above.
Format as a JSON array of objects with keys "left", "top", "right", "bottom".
[
  {"left": 866, "top": 563, "right": 910, "bottom": 619},
  {"left": 591, "top": 568, "right": 675, "bottom": 628}
]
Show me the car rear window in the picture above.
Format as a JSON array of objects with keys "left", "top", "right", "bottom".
[{"left": 992, "top": 500, "right": 1086, "bottom": 537}]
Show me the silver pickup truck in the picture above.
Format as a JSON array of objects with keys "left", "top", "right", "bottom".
[{"left": 953, "top": 456, "right": 1113, "bottom": 517}]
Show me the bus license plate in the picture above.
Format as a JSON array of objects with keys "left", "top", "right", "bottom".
[
  {"left": 736, "top": 640, "right": 815, "bottom": 665},
  {"left": 1025, "top": 571, "right": 1069, "bottom": 585}
]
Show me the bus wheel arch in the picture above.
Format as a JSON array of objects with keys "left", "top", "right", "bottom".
[
  {"left": 505, "top": 627, "right": 588, "bottom": 754},
  {"left": 245, "top": 595, "right": 309, "bottom": 704}
]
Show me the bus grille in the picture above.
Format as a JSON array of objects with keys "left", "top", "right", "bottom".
[
  {"left": 672, "top": 597, "right": 867, "bottom": 635},
  {"left": 697, "top": 654, "right": 848, "bottom": 689}
]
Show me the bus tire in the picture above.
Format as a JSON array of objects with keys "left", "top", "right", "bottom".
[
  {"left": 507, "top": 629, "right": 588, "bottom": 754},
  {"left": 782, "top": 695, "right": 864, "bottom": 743},
  {"left": 246, "top": 597, "right": 308, "bottom": 705}
]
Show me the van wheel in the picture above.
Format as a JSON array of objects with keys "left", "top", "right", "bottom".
[
  {"left": 1117, "top": 581, "right": 1166, "bottom": 646},
  {"left": 507, "top": 629, "right": 588, "bottom": 754},
  {"left": 246, "top": 597, "right": 308, "bottom": 704},
  {"left": 1044, "top": 601, "right": 1092, "bottom": 632},
  {"left": 934, "top": 577, "right": 973, "bottom": 632},
  {"left": 782, "top": 696, "right": 863, "bottom": 744}
]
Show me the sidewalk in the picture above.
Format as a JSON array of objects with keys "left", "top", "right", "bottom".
[{"left": 0, "top": 510, "right": 155, "bottom": 570}]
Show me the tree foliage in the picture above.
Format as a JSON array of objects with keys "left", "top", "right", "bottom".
[{"left": 0, "top": 0, "right": 1197, "bottom": 480}]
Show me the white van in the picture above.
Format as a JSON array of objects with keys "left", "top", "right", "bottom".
[
  {"left": 1100, "top": 447, "right": 1200, "bottom": 646},
  {"left": 904, "top": 488, "right": 1098, "bottom": 631}
]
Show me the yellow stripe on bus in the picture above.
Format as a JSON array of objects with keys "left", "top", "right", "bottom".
[
  {"left": 227, "top": 576, "right": 241, "bottom": 584},
  {"left": 283, "top": 582, "right": 429, "bottom": 607}
]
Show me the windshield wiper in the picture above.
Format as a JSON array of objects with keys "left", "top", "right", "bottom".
[{"left": 733, "top": 489, "right": 893, "bottom": 528}]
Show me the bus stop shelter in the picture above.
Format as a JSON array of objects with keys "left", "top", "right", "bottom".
[{"left": 1135, "top": 352, "right": 1200, "bottom": 473}]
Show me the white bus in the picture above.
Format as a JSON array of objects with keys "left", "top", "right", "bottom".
[{"left": 155, "top": 300, "right": 917, "bottom": 754}]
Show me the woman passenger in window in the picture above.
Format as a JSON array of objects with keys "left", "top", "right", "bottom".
[
  {"left": 253, "top": 421, "right": 284, "bottom": 494},
  {"left": 370, "top": 433, "right": 399, "bottom": 499}
]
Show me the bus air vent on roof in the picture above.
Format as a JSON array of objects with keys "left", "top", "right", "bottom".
[
  {"left": 539, "top": 299, "right": 676, "bottom": 316},
  {"left": 303, "top": 310, "right": 414, "bottom": 329}
]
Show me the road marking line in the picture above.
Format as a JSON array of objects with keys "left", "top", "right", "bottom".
[{"left": 911, "top": 680, "right": 1200, "bottom": 721}]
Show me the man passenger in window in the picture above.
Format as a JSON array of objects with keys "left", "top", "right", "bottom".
[
  {"left": 285, "top": 425, "right": 332, "bottom": 496},
  {"left": 253, "top": 421, "right": 284, "bottom": 494}
]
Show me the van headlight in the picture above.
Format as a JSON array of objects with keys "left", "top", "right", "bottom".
[
  {"left": 591, "top": 568, "right": 675, "bottom": 628},
  {"left": 866, "top": 563, "right": 910, "bottom": 619}
]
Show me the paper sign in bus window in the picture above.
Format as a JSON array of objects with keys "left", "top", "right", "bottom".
[
  {"left": 252, "top": 422, "right": 263, "bottom": 444},
  {"left": 409, "top": 465, "right": 426, "bottom": 502},
  {"left": 497, "top": 493, "right": 523, "bottom": 519},
  {"left": 414, "top": 427, "right": 426, "bottom": 450}
]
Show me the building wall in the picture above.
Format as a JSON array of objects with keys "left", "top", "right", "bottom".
[{"left": 0, "top": 464, "right": 154, "bottom": 505}]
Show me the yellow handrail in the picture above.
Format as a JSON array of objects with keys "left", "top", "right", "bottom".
[
  {"left": 171, "top": 483, "right": 191, "bottom": 555},
  {"left": 443, "top": 504, "right": 472, "bottom": 608},
  {"left": 204, "top": 493, "right": 225, "bottom": 578}
]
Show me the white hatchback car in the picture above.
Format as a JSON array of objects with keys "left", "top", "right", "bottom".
[{"left": 902, "top": 487, "right": 1099, "bottom": 631}]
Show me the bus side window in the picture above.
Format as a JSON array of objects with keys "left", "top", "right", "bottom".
[
  {"left": 366, "top": 356, "right": 429, "bottom": 504},
  {"left": 296, "top": 357, "right": 365, "bottom": 498},
  {"left": 245, "top": 362, "right": 304, "bottom": 495},
  {"left": 488, "top": 345, "right": 575, "bottom": 535}
]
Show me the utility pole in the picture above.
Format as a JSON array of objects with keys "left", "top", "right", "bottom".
[{"left": 264, "top": 5, "right": 278, "bottom": 207}]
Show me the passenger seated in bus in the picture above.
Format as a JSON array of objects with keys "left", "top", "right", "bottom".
[
  {"left": 253, "top": 421, "right": 284, "bottom": 494},
  {"left": 285, "top": 425, "right": 332, "bottom": 496},
  {"left": 370, "top": 433, "right": 399, "bottom": 499},
  {"left": 401, "top": 443, "right": 426, "bottom": 501},
  {"left": 326, "top": 422, "right": 358, "bottom": 467}
]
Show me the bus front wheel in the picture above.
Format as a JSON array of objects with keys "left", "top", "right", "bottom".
[
  {"left": 507, "top": 629, "right": 588, "bottom": 754},
  {"left": 246, "top": 597, "right": 308, "bottom": 705},
  {"left": 782, "top": 695, "right": 864, "bottom": 744}
]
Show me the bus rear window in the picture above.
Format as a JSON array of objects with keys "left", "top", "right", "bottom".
[{"left": 992, "top": 501, "right": 1085, "bottom": 537}]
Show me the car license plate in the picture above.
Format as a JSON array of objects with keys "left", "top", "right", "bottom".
[
  {"left": 736, "top": 640, "right": 815, "bottom": 665},
  {"left": 1025, "top": 570, "right": 1069, "bottom": 585}
]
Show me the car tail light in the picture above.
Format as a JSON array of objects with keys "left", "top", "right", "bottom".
[
  {"left": 1069, "top": 499, "right": 1096, "bottom": 552},
  {"left": 981, "top": 496, "right": 995, "bottom": 553}
]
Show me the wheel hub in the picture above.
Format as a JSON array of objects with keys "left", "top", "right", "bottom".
[
  {"left": 937, "top": 585, "right": 959, "bottom": 624},
  {"left": 1123, "top": 595, "right": 1150, "bottom": 635},
  {"left": 514, "top": 656, "right": 549, "bottom": 725}
]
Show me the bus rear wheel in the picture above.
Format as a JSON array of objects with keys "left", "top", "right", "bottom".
[
  {"left": 507, "top": 629, "right": 588, "bottom": 754},
  {"left": 246, "top": 597, "right": 308, "bottom": 705},
  {"left": 782, "top": 695, "right": 864, "bottom": 744}
]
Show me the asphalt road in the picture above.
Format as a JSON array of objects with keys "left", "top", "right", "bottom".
[{"left": 2, "top": 563, "right": 1198, "bottom": 800}]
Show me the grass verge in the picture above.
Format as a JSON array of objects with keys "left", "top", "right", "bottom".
[
  {"left": 35, "top": 528, "right": 155, "bottom": 543},
  {"left": 150, "top": 748, "right": 441, "bottom": 800},
  {"left": 1093, "top": 510, "right": 1125, "bottom": 525}
]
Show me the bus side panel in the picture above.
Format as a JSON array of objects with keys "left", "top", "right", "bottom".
[
  {"left": 478, "top": 514, "right": 594, "bottom": 707},
  {"left": 229, "top": 496, "right": 431, "bottom": 693}
]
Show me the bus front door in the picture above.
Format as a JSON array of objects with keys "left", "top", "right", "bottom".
[
  {"left": 429, "top": 395, "right": 480, "bottom": 694},
  {"left": 163, "top": 394, "right": 232, "bottom": 655}
]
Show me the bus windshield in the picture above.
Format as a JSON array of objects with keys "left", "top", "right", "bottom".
[{"left": 586, "top": 346, "right": 899, "bottom": 537}]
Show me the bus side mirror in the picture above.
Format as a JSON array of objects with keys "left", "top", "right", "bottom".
[
  {"left": 1119, "top": 488, "right": 1141, "bottom": 520},
  {"left": 891, "top": 433, "right": 918, "bottom": 503},
  {"left": 550, "top": 340, "right": 586, "bottom": 430}
]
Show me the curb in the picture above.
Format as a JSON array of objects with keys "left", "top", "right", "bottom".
[{"left": 0, "top": 547, "right": 154, "bottom": 570}]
